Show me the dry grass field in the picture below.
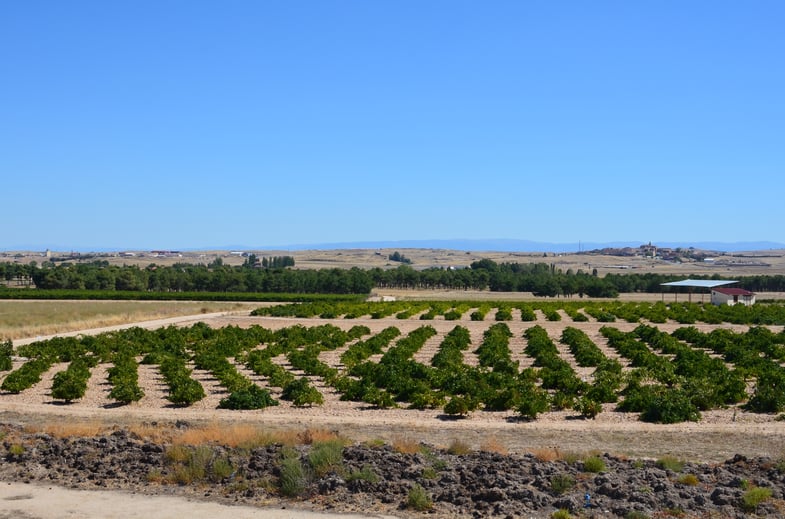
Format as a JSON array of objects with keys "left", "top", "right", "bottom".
[{"left": 0, "top": 300, "right": 259, "bottom": 341}]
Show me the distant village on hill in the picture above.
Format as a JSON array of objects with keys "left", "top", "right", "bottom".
[{"left": 581, "top": 243, "right": 772, "bottom": 268}]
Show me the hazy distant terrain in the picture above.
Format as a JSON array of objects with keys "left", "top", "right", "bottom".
[{"left": 6, "top": 244, "right": 785, "bottom": 278}]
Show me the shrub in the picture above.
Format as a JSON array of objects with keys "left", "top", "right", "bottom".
[
  {"left": 282, "top": 377, "right": 324, "bottom": 407},
  {"left": 551, "top": 510, "right": 573, "bottom": 519},
  {"left": 406, "top": 483, "right": 433, "bottom": 511},
  {"left": 159, "top": 357, "right": 206, "bottom": 406},
  {"left": 210, "top": 455, "right": 234, "bottom": 482},
  {"left": 168, "top": 376, "right": 206, "bottom": 406},
  {"left": 745, "top": 371, "right": 785, "bottom": 413},
  {"left": 443, "top": 310, "right": 461, "bottom": 321},
  {"left": 640, "top": 390, "right": 700, "bottom": 424},
  {"left": 444, "top": 396, "right": 477, "bottom": 417},
  {"left": 308, "top": 439, "right": 344, "bottom": 477},
  {"left": 1, "top": 357, "right": 53, "bottom": 393},
  {"left": 51, "top": 358, "right": 91, "bottom": 402},
  {"left": 550, "top": 391, "right": 574, "bottom": 411},
  {"left": 494, "top": 308, "right": 512, "bottom": 321},
  {"left": 218, "top": 385, "right": 279, "bottom": 410},
  {"left": 346, "top": 465, "right": 378, "bottom": 483},
  {"left": 166, "top": 445, "right": 213, "bottom": 484},
  {"left": 421, "top": 466, "right": 438, "bottom": 479},
  {"left": 0, "top": 340, "right": 13, "bottom": 371},
  {"left": 517, "top": 388, "right": 549, "bottom": 420},
  {"left": 574, "top": 396, "right": 603, "bottom": 419},
  {"left": 656, "top": 456, "right": 685, "bottom": 472},
  {"left": 107, "top": 355, "right": 144, "bottom": 404},
  {"left": 8, "top": 444, "right": 25, "bottom": 456},
  {"left": 583, "top": 455, "right": 606, "bottom": 473},
  {"left": 279, "top": 450, "right": 308, "bottom": 497},
  {"left": 742, "top": 486, "right": 772, "bottom": 512},
  {"left": 677, "top": 473, "right": 699, "bottom": 486},
  {"left": 550, "top": 474, "right": 575, "bottom": 495}
]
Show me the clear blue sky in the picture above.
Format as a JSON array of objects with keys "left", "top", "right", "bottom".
[{"left": 2, "top": 1, "right": 783, "bottom": 250}]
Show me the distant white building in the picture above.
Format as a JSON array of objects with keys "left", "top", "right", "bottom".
[{"left": 711, "top": 287, "right": 756, "bottom": 307}]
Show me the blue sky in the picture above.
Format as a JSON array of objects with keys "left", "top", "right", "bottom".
[{"left": 2, "top": 1, "right": 783, "bottom": 251}]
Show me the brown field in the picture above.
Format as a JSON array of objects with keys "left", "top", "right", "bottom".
[
  {"left": 5, "top": 246, "right": 785, "bottom": 277},
  {"left": 3, "top": 308, "right": 785, "bottom": 465},
  {"left": 0, "top": 300, "right": 260, "bottom": 341}
]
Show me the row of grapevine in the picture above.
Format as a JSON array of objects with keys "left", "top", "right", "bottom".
[
  {"left": 672, "top": 326, "right": 785, "bottom": 413},
  {"left": 254, "top": 300, "right": 785, "bottom": 325},
  {"left": 4, "top": 316, "right": 784, "bottom": 421}
]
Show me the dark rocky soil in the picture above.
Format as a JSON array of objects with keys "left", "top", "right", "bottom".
[{"left": 2, "top": 423, "right": 784, "bottom": 518}]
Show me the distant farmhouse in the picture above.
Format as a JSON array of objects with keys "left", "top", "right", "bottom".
[
  {"left": 711, "top": 287, "right": 756, "bottom": 307},
  {"left": 661, "top": 279, "right": 756, "bottom": 306}
]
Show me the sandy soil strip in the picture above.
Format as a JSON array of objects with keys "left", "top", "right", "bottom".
[{"left": 0, "top": 482, "right": 396, "bottom": 519}]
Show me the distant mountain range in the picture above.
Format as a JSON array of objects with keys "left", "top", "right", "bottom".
[{"left": 6, "top": 239, "right": 785, "bottom": 254}]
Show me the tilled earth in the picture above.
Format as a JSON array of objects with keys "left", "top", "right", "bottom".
[{"left": 2, "top": 423, "right": 785, "bottom": 518}]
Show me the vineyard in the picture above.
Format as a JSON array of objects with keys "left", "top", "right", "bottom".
[{"left": 2, "top": 300, "right": 785, "bottom": 425}]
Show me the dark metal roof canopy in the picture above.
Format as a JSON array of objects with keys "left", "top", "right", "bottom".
[{"left": 660, "top": 279, "right": 738, "bottom": 303}]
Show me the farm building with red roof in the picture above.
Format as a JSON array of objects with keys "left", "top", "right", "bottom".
[{"left": 711, "top": 287, "right": 756, "bottom": 307}]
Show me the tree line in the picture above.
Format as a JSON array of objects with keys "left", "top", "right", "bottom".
[
  {"left": 2, "top": 258, "right": 784, "bottom": 296},
  {"left": 12, "top": 261, "right": 373, "bottom": 294}
]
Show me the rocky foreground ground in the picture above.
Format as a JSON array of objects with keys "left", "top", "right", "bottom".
[{"left": 1, "top": 422, "right": 784, "bottom": 518}]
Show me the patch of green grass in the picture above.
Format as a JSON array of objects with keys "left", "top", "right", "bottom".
[
  {"left": 656, "top": 456, "right": 685, "bottom": 472},
  {"left": 165, "top": 444, "right": 191, "bottom": 464},
  {"left": 406, "top": 483, "right": 433, "bottom": 511},
  {"left": 210, "top": 455, "right": 234, "bottom": 482},
  {"left": 560, "top": 451, "right": 581, "bottom": 464},
  {"left": 168, "top": 445, "right": 213, "bottom": 484},
  {"left": 421, "top": 466, "right": 438, "bottom": 480},
  {"left": 363, "top": 438, "right": 386, "bottom": 449},
  {"left": 8, "top": 444, "right": 25, "bottom": 456},
  {"left": 676, "top": 473, "right": 699, "bottom": 486},
  {"left": 582, "top": 455, "right": 606, "bottom": 473},
  {"left": 308, "top": 439, "right": 344, "bottom": 477},
  {"left": 742, "top": 487, "right": 772, "bottom": 512},
  {"left": 279, "top": 452, "right": 308, "bottom": 497},
  {"left": 346, "top": 465, "right": 379, "bottom": 483},
  {"left": 550, "top": 474, "right": 575, "bottom": 495}
]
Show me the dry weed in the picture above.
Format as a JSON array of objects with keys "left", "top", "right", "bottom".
[
  {"left": 126, "top": 423, "right": 174, "bottom": 444},
  {"left": 173, "top": 422, "right": 291, "bottom": 448},
  {"left": 530, "top": 447, "right": 561, "bottom": 462},
  {"left": 447, "top": 438, "right": 472, "bottom": 455},
  {"left": 26, "top": 420, "right": 106, "bottom": 438},
  {"left": 479, "top": 436, "right": 508, "bottom": 455},
  {"left": 392, "top": 435, "right": 421, "bottom": 454},
  {"left": 297, "top": 427, "right": 342, "bottom": 445}
]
